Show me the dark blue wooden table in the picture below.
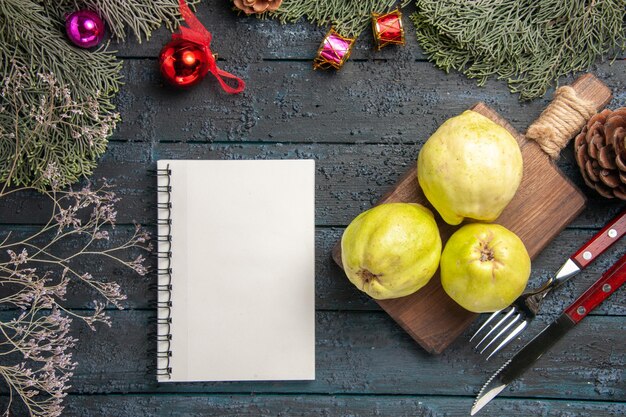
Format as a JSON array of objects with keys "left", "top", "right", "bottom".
[{"left": 2, "top": 2, "right": 625, "bottom": 416}]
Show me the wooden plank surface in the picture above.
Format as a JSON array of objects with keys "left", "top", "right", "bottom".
[
  {"left": 0, "top": 226, "right": 623, "bottom": 316},
  {"left": 61, "top": 395, "right": 626, "bottom": 417},
  {"left": 0, "top": 0, "right": 624, "bottom": 414},
  {"left": 0, "top": 142, "right": 622, "bottom": 229},
  {"left": 331, "top": 75, "right": 611, "bottom": 354},
  {"left": 113, "top": 59, "right": 626, "bottom": 145},
  {"left": 8, "top": 310, "right": 620, "bottom": 399}
]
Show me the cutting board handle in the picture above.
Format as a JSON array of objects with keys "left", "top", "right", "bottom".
[{"left": 526, "top": 74, "right": 612, "bottom": 159}]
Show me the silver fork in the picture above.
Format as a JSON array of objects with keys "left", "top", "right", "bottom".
[{"left": 470, "top": 210, "right": 626, "bottom": 360}]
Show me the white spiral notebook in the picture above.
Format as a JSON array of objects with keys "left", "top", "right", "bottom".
[{"left": 156, "top": 159, "right": 315, "bottom": 382}]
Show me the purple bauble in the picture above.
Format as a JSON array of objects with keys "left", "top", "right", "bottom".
[{"left": 65, "top": 10, "right": 105, "bottom": 48}]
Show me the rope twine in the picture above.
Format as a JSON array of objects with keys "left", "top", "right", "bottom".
[{"left": 526, "top": 86, "right": 596, "bottom": 159}]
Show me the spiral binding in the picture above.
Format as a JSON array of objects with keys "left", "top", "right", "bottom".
[{"left": 155, "top": 165, "right": 173, "bottom": 379}]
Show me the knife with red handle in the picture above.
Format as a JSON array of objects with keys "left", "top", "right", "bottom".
[
  {"left": 552, "top": 209, "right": 626, "bottom": 287},
  {"left": 564, "top": 250, "right": 626, "bottom": 322},
  {"left": 571, "top": 209, "right": 626, "bottom": 269},
  {"left": 471, "top": 252, "right": 626, "bottom": 415}
]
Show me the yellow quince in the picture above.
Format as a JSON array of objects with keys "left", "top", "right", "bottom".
[
  {"left": 440, "top": 223, "right": 531, "bottom": 313},
  {"left": 341, "top": 203, "right": 442, "bottom": 300},
  {"left": 417, "top": 110, "right": 523, "bottom": 225}
]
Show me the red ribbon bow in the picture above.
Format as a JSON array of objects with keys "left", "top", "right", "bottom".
[{"left": 175, "top": 0, "right": 245, "bottom": 94}]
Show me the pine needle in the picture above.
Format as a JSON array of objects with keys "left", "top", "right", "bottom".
[
  {"left": 411, "top": 0, "right": 626, "bottom": 100},
  {"left": 261, "top": 0, "right": 412, "bottom": 37},
  {"left": 0, "top": 0, "right": 122, "bottom": 189},
  {"left": 38, "top": 0, "right": 199, "bottom": 42},
  {"left": 0, "top": 0, "right": 189, "bottom": 189}
]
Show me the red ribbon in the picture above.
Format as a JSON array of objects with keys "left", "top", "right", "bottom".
[{"left": 175, "top": 0, "right": 245, "bottom": 94}]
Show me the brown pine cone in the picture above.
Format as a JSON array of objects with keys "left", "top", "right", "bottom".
[
  {"left": 574, "top": 107, "right": 626, "bottom": 200},
  {"left": 233, "top": 0, "right": 282, "bottom": 14}
]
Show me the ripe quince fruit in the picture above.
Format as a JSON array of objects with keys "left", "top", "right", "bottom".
[
  {"left": 417, "top": 110, "right": 523, "bottom": 225},
  {"left": 341, "top": 203, "right": 442, "bottom": 300},
  {"left": 440, "top": 223, "right": 531, "bottom": 313}
]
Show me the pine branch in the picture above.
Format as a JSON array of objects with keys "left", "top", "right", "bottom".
[
  {"left": 1, "top": 0, "right": 194, "bottom": 189},
  {"left": 411, "top": 0, "right": 626, "bottom": 100},
  {"left": 256, "top": 0, "right": 411, "bottom": 37},
  {"left": 0, "top": 0, "right": 121, "bottom": 190},
  {"left": 37, "top": 0, "right": 198, "bottom": 42}
]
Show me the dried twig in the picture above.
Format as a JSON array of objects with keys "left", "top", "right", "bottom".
[{"left": 0, "top": 167, "right": 151, "bottom": 416}]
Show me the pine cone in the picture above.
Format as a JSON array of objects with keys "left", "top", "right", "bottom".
[
  {"left": 574, "top": 107, "right": 626, "bottom": 200},
  {"left": 233, "top": 0, "right": 282, "bottom": 14}
]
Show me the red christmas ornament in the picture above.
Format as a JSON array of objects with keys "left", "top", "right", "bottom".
[
  {"left": 159, "top": 39, "right": 211, "bottom": 87},
  {"left": 159, "top": 0, "right": 245, "bottom": 92},
  {"left": 372, "top": 8, "right": 405, "bottom": 50}
]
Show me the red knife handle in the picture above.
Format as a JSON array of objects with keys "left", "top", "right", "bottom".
[
  {"left": 565, "top": 253, "right": 626, "bottom": 324},
  {"left": 572, "top": 210, "right": 626, "bottom": 269}
]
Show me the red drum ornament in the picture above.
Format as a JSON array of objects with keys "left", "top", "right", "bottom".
[
  {"left": 313, "top": 28, "right": 356, "bottom": 70},
  {"left": 372, "top": 8, "right": 405, "bottom": 50},
  {"left": 159, "top": 39, "right": 211, "bottom": 87}
]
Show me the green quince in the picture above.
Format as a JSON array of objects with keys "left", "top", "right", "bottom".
[
  {"left": 417, "top": 110, "right": 523, "bottom": 225},
  {"left": 341, "top": 203, "right": 442, "bottom": 300},
  {"left": 440, "top": 223, "right": 531, "bottom": 313}
]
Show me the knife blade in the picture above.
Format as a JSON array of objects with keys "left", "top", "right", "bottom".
[{"left": 471, "top": 252, "right": 626, "bottom": 415}]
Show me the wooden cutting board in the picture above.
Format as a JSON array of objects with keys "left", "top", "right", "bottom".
[{"left": 332, "top": 74, "right": 612, "bottom": 354}]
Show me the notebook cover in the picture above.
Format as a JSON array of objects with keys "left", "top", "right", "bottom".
[{"left": 157, "top": 159, "right": 316, "bottom": 382}]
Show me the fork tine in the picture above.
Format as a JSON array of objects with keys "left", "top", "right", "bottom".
[
  {"left": 474, "top": 308, "right": 517, "bottom": 350},
  {"left": 485, "top": 321, "right": 528, "bottom": 361},
  {"left": 479, "top": 312, "right": 522, "bottom": 355},
  {"left": 469, "top": 308, "right": 503, "bottom": 342}
]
